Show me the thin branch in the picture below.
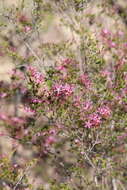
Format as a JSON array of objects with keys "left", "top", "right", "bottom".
[
  {"left": 13, "top": 166, "right": 30, "bottom": 190},
  {"left": 112, "top": 178, "right": 117, "bottom": 190},
  {"left": 84, "top": 152, "right": 96, "bottom": 169}
]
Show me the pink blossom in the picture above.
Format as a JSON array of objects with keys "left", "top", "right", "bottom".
[
  {"left": 117, "top": 133, "right": 127, "bottom": 140},
  {"left": 85, "top": 113, "right": 101, "bottom": 128},
  {"left": 0, "top": 93, "right": 7, "bottom": 98},
  {"left": 118, "top": 31, "right": 124, "bottom": 37},
  {"left": 73, "top": 96, "right": 81, "bottom": 107},
  {"left": 0, "top": 113, "right": 8, "bottom": 121},
  {"left": 85, "top": 120, "right": 93, "bottom": 128},
  {"left": 24, "top": 106, "right": 35, "bottom": 115},
  {"left": 11, "top": 69, "right": 25, "bottom": 80},
  {"left": 116, "top": 58, "right": 126, "bottom": 69},
  {"left": 56, "top": 65, "right": 65, "bottom": 71},
  {"left": 45, "top": 136, "right": 56, "bottom": 146},
  {"left": 82, "top": 100, "right": 93, "bottom": 111},
  {"left": 31, "top": 98, "right": 43, "bottom": 103},
  {"left": 13, "top": 164, "right": 19, "bottom": 168},
  {"left": 24, "top": 26, "right": 31, "bottom": 32},
  {"left": 34, "top": 71, "right": 44, "bottom": 84},
  {"left": 124, "top": 43, "right": 127, "bottom": 48},
  {"left": 19, "top": 15, "right": 28, "bottom": 23},
  {"left": 97, "top": 105, "right": 111, "bottom": 118},
  {"left": 101, "top": 29, "right": 111, "bottom": 37},
  {"left": 56, "top": 66, "right": 68, "bottom": 79},
  {"left": 115, "top": 95, "right": 122, "bottom": 105},
  {"left": 9, "top": 46, "right": 17, "bottom": 52},
  {"left": 20, "top": 87, "right": 27, "bottom": 94},
  {"left": 64, "top": 83, "right": 74, "bottom": 96},
  {"left": 53, "top": 83, "right": 73, "bottom": 97},
  {"left": 75, "top": 139, "right": 80, "bottom": 145},
  {"left": 0, "top": 132, "right": 6, "bottom": 136},
  {"left": 100, "top": 70, "right": 110, "bottom": 77},
  {"left": 108, "top": 40, "right": 116, "bottom": 48},
  {"left": 28, "top": 66, "right": 44, "bottom": 84},
  {"left": 11, "top": 117, "right": 26, "bottom": 124},
  {"left": 80, "top": 74, "right": 91, "bottom": 89},
  {"left": 61, "top": 58, "right": 73, "bottom": 66},
  {"left": 0, "top": 154, "right": 7, "bottom": 159},
  {"left": 49, "top": 129, "right": 56, "bottom": 135}
]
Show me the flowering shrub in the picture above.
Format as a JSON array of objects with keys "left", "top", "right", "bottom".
[{"left": 0, "top": 0, "right": 127, "bottom": 189}]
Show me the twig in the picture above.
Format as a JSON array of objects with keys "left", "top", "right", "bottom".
[
  {"left": 13, "top": 166, "right": 30, "bottom": 190},
  {"left": 84, "top": 152, "right": 95, "bottom": 169},
  {"left": 112, "top": 178, "right": 117, "bottom": 190},
  {"left": 13, "top": 175, "right": 25, "bottom": 190},
  {"left": 24, "top": 41, "right": 42, "bottom": 67}
]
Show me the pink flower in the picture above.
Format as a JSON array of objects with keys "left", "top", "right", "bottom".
[
  {"left": 34, "top": 72, "right": 44, "bottom": 84},
  {"left": 11, "top": 69, "right": 25, "bottom": 80},
  {"left": 117, "top": 133, "right": 127, "bottom": 140},
  {"left": 24, "top": 26, "right": 31, "bottom": 32},
  {"left": 124, "top": 43, "right": 127, "bottom": 48},
  {"left": 49, "top": 129, "right": 56, "bottom": 135},
  {"left": 61, "top": 58, "right": 73, "bottom": 66},
  {"left": 0, "top": 93, "right": 7, "bottom": 98},
  {"left": 11, "top": 117, "right": 26, "bottom": 124},
  {"left": 80, "top": 74, "right": 91, "bottom": 89},
  {"left": 24, "top": 106, "right": 35, "bottom": 115},
  {"left": 108, "top": 40, "right": 116, "bottom": 48},
  {"left": 53, "top": 83, "right": 73, "bottom": 97},
  {"left": 45, "top": 136, "right": 56, "bottom": 146},
  {"left": 56, "top": 66, "right": 68, "bottom": 79},
  {"left": 75, "top": 139, "right": 80, "bottom": 144},
  {"left": 28, "top": 66, "right": 44, "bottom": 84},
  {"left": 31, "top": 98, "right": 43, "bottom": 103},
  {"left": 118, "top": 31, "right": 124, "bottom": 37},
  {"left": 19, "top": 15, "right": 28, "bottom": 22},
  {"left": 56, "top": 65, "right": 65, "bottom": 71},
  {"left": 101, "top": 29, "right": 111, "bottom": 37},
  {"left": 100, "top": 70, "right": 110, "bottom": 78},
  {"left": 97, "top": 105, "right": 111, "bottom": 118},
  {"left": 85, "top": 120, "right": 93, "bottom": 128},
  {"left": 82, "top": 100, "right": 93, "bottom": 111},
  {"left": 0, "top": 132, "right": 6, "bottom": 136},
  {"left": 0, "top": 113, "right": 8, "bottom": 121},
  {"left": 85, "top": 113, "right": 101, "bottom": 128},
  {"left": 116, "top": 58, "right": 126, "bottom": 69},
  {"left": 73, "top": 96, "right": 81, "bottom": 107},
  {"left": 20, "top": 87, "right": 27, "bottom": 94},
  {"left": 9, "top": 46, "right": 17, "bottom": 52},
  {"left": 64, "top": 83, "right": 74, "bottom": 96}
]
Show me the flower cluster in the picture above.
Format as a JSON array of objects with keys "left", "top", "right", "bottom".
[
  {"left": 11, "top": 69, "right": 25, "bottom": 80},
  {"left": 85, "top": 105, "right": 111, "bottom": 128},
  {"left": 80, "top": 74, "right": 91, "bottom": 89},
  {"left": 27, "top": 66, "right": 44, "bottom": 84},
  {"left": 85, "top": 113, "right": 101, "bottom": 128},
  {"left": 97, "top": 105, "right": 111, "bottom": 118},
  {"left": 0, "top": 92, "right": 7, "bottom": 98},
  {"left": 52, "top": 83, "right": 74, "bottom": 97},
  {"left": 101, "top": 28, "right": 111, "bottom": 37},
  {"left": 82, "top": 100, "right": 93, "bottom": 111},
  {"left": 61, "top": 58, "right": 73, "bottom": 66}
]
